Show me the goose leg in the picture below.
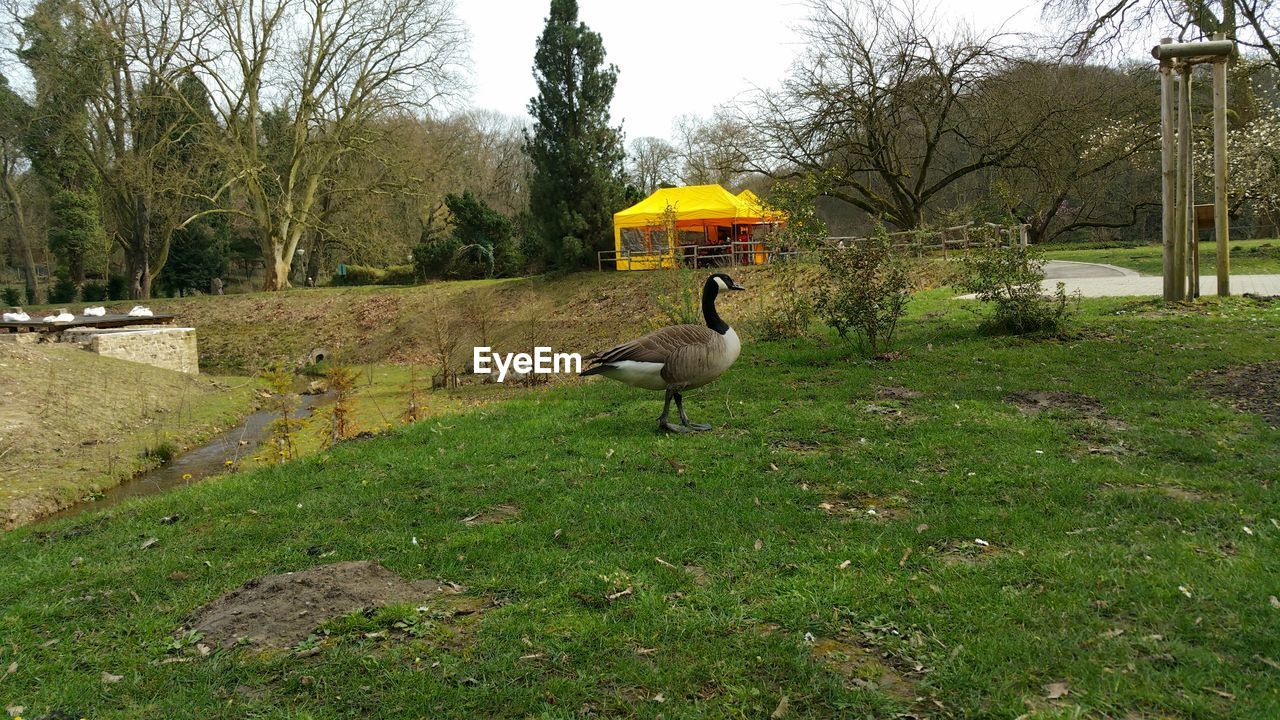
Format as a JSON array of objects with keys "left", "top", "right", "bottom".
[
  {"left": 658, "top": 388, "right": 690, "bottom": 433},
  {"left": 675, "top": 392, "right": 712, "bottom": 431}
]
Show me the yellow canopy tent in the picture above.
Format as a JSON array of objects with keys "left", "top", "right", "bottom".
[{"left": 611, "top": 185, "right": 781, "bottom": 270}]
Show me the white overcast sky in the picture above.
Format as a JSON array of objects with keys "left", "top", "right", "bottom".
[{"left": 454, "top": 0, "right": 1063, "bottom": 140}]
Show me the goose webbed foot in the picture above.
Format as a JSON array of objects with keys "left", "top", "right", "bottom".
[
  {"left": 660, "top": 420, "right": 692, "bottom": 433},
  {"left": 673, "top": 392, "right": 711, "bottom": 431}
]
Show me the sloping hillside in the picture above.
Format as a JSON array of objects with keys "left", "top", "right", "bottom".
[
  {"left": 0, "top": 342, "right": 257, "bottom": 527},
  {"left": 145, "top": 271, "right": 756, "bottom": 372}
]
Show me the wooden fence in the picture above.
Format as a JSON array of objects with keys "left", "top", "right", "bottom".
[{"left": 597, "top": 222, "right": 1029, "bottom": 272}]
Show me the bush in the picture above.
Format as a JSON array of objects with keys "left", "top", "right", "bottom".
[
  {"left": 960, "top": 243, "right": 1077, "bottom": 335},
  {"left": 81, "top": 282, "right": 107, "bottom": 302},
  {"left": 335, "top": 264, "right": 386, "bottom": 286},
  {"left": 49, "top": 277, "right": 78, "bottom": 304},
  {"left": 106, "top": 276, "right": 127, "bottom": 301},
  {"left": 748, "top": 260, "right": 818, "bottom": 340},
  {"left": 815, "top": 232, "right": 911, "bottom": 354},
  {"left": 381, "top": 264, "right": 416, "bottom": 286},
  {"left": 414, "top": 235, "right": 462, "bottom": 280},
  {"left": 2, "top": 287, "right": 20, "bottom": 307},
  {"left": 651, "top": 263, "right": 702, "bottom": 327}
]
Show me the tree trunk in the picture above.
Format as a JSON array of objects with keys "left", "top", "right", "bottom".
[
  {"left": 0, "top": 174, "right": 42, "bottom": 304},
  {"left": 127, "top": 196, "right": 152, "bottom": 300},
  {"left": 264, "top": 251, "right": 292, "bottom": 290}
]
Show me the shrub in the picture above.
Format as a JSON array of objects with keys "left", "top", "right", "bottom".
[
  {"left": 106, "top": 276, "right": 127, "bottom": 301},
  {"left": 49, "top": 277, "right": 78, "bottom": 303},
  {"left": 815, "top": 231, "right": 911, "bottom": 354},
  {"left": 381, "top": 264, "right": 416, "bottom": 285},
  {"left": 141, "top": 440, "right": 177, "bottom": 465},
  {"left": 414, "top": 235, "right": 462, "bottom": 280},
  {"left": 336, "top": 264, "right": 386, "bottom": 286},
  {"left": 651, "top": 262, "right": 702, "bottom": 327},
  {"left": 81, "top": 282, "right": 107, "bottom": 302},
  {"left": 748, "top": 260, "right": 818, "bottom": 340},
  {"left": 1, "top": 287, "right": 20, "bottom": 306},
  {"left": 960, "top": 242, "right": 1077, "bottom": 335}
]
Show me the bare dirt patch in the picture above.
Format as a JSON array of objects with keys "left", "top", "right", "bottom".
[
  {"left": 1108, "top": 484, "right": 1209, "bottom": 502},
  {"left": 182, "top": 560, "right": 447, "bottom": 649},
  {"left": 934, "top": 539, "right": 1002, "bottom": 566},
  {"left": 461, "top": 503, "right": 520, "bottom": 525},
  {"left": 1006, "top": 390, "right": 1106, "bottom": 419},
  {"left": 876, "top": 386, "right": 924, "bottom": 401},
  {"left": 817, "top": 495, "right": 909, "bottom": 522},
  {"left": 811, "top": 636, "right": 919, "bottom": 701},
  {"left": 1199, "top": 361, "right": 1280, "bottom": 427}
]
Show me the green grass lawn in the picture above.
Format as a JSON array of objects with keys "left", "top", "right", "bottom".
[
  {"left": 1, "top": 292, "right": 1278, "bottom": 718},
  {"left": 1042, "top": 238, "right": 1280, "bottom": 276}
]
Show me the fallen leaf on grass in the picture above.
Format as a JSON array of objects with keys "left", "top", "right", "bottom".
[
  {"left": 605, "top": 448, "right": 614, "bottom": 459},
  {"left": 754, "top": 539, "right": 763, "bottom": 551},
  {"left": 1254, "top": 654, "right": 1280, "bottom": 671},
  {"left": 140, "top": 538, "right": 158, "bottom": 550},
  {"left": 6, "top": 705, "right": 23, "bottom": 718},
  {"left": 1203, "top": 687, "right": 1236, "bottom": 701},
  {"left": 916, "top": 523, "right": 930, "bottom": 533},
  {"left": 636, "top": 647, "right": 657, "bottom": 656},
  {"left": 1269, "top": 595, "right": 1279, "bottom": 609},
  {"left": 605, "top": 586, "right": 633, "bottom": 601},
  {"left": 1179, "top": 585, "right": 1193, "bottom": 598},
  {"left": 838, "top": 560, "right": 851, "bottom": 570},
  {"left": 102, "top": 671, "right": 123, "bottom": 683},
  {"left": 899, "top": 547, "right": 913, "bottom": 567},
  {"left": 1043, "top": 681, "right": 1069, "bottom": 699},
  {"left": 5, "top": 662, "right": 15, "bottom": 676},
  {"left": 771, "top": 695, "right": 790, "bottom": 718}
]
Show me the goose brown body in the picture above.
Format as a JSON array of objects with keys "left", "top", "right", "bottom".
[{"left": 581, "top": 273, "right": 745, "bottom": 432}]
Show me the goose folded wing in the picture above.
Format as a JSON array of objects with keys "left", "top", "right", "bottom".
[{"left": 587, "top": 325, "right": 718, "bottom": 365}]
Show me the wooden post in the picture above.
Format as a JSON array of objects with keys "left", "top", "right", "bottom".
[
  {"left": 1171, "top": 65, "right": 1189, "bottom": 300},
  {"left": 1159, "top": 52, "right": 1175, "bottom": 300},
  {"left": 1212, "top": 36, "right": 1231, "bottom": 296}
]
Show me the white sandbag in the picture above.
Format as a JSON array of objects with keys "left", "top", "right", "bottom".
[{"left": 127, "top": 306, "right": 154, "bottom": 317}]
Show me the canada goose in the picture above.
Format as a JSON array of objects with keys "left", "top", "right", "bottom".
[{"left": 581, "top": 272, "right": 745, "bottom": 433}]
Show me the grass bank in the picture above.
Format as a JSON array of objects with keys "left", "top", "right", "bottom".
[
  {"left": 1042, "top": 238, "right": 1280, "bottom": 276},
  {"left": 2, "top": 291, "right": 1277, "bottom": 718},
  {"left": 0, "top": 343, "right": 259, "bottom": 528}
]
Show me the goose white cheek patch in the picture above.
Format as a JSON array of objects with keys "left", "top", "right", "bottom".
[{"left": 472, "top": 347, "right": 582, "bottom": 382}]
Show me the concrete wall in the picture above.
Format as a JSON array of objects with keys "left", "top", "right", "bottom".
[{"left": 87, "top": 327, "right": 199, "bottom": 374}]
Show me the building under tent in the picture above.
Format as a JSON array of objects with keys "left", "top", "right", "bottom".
[{"left": 607, "top": 184, "right": 784, "bottom": 271}]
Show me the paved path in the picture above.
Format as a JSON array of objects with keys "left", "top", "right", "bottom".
[
  {"left": 1043, "top": 274, "right": 1280, "bottom": 297},
  {"left": 959, "top": 260, "right": 1280, "bottom": 298},
  {"left": 1042, "top": 260, "right": 1138, "bottom": 279}
]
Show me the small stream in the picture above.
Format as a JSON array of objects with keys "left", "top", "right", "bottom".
[{"left": 42, "top": 391, "right": 334, "bottom": 524}]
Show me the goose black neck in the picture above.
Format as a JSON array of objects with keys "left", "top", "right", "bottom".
[{"left": 702, "top": 278, "right": 729, "bottom": 335}]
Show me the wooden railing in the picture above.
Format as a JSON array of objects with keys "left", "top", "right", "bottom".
[{"left": 597, "top": 223, "right": 1029, "bottom": 271}]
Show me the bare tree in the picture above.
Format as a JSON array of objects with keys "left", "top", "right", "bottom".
[
  {"left": 673, "top": 113, "right": 752, "bottom": 188},
  {"left": 1047, "top": 0, "right": 1280, "bottom": 68},
  {"left": 626, "top": 135, "right": 678, "bottom": 193},
  {"left": 996, "top": 61, "right": 1161, "bottom": 242},
  {"left": 185, "top": 0, "right": 466, "bottom": 290},
  {"left": 0, "top": 74, "right": 41, "bottom": 302},
  {"left": 736, "top": 0, "right": 1080, "bottom": 230}
]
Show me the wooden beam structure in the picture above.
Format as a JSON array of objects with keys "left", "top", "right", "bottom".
[
  {"left": 1212, "top": 33, "right": 1231, "bottom": 296},
  {"left": 1153, "top": 37, "right": 1234, "bottom": 302}
]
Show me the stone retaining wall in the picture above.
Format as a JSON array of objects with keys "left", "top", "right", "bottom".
[{"left": 72, "top": 327, "right": 199, "bottom": 374}]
